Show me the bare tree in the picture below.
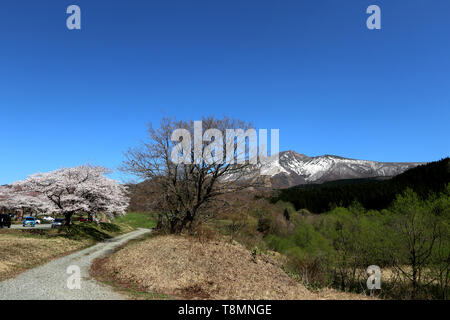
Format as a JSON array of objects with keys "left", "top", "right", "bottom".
[{"left": 121, "top": 117, "right": 262, "bottom": 233}]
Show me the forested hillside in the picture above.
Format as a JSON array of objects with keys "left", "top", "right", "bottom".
[{"left": 272, "top": 158, "right": 450, "bottom": 213}]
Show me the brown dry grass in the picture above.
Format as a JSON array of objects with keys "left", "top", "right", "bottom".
[
  {"left": 0, "top": 233, "right": 92, "bottom": 281},
  {"left": 93, "top": 235, "right": 371, "bottom": 300}
]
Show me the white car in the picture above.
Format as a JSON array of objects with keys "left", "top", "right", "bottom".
[
  {"left": 42, "top": 216, "right": 55, "bottom": 222},
  {"left": 35, "top": 219, "right": 41, "bottom": 224}
]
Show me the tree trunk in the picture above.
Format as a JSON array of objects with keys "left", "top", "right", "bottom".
[
  {"left": 170, "top": 218, "right": 180, "bottom": 234},
  {"left": 64, "top": 212, "right": 73, "bottom": 226},
  {"left": 156, "top": 214, "right": 163, "bottom": 229}
]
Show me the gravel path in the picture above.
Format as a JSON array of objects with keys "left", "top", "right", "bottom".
[{"left": 0, "top": 228, "right": 151, "bottom": 300}]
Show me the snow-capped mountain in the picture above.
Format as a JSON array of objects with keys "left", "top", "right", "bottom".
[{"left": 258, "top": 151, "right": 423, "bottom": 188}]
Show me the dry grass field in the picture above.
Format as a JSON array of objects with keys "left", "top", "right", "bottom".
[
  {"left": 91, "top": 234, "right": 372, "bottom": 300},
  {"left": 0, "top": 231, "right": 92, "bottom": 281}
]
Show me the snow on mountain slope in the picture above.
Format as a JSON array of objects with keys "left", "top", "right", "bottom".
[{"left": 259, "top": 151, "right": 423, "bottom": 188}]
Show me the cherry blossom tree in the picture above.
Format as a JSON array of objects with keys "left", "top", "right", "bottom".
[
  {"left": 0, "top": 186, "right": 51, "bottom": 217},
  {"left": 0, "top": 186, "right": 13, "bottom": 211},
  {"left": 4, "top": 191, "right": 55, "bottom": 215},
  {"left": 14, "top": 165, "right": 129, "bottom": 225}
]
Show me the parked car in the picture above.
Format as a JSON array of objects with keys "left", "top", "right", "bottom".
[
  {"left": 43, "top": 216, "right": 55, "bottom": 222},
  {"left": 23, "top": 216, "right": 36, "bottom": 227},
  {"left": 35, "top": 219, "right": 41, "bottom": 224},
  {"left": 78, "top": 217, "right": 89, "bottom": 222},
  {"left": 51, "top": 218, "right": 65, "bottom": 228},
  {"left": 0, "top": 214, "right": 11, "bottom": 228}
]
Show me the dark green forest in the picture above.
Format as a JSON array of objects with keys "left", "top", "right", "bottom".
[{"left": 272, "top": 158, "right": 450, "bottom": 213}]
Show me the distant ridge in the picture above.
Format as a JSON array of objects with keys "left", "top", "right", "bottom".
[{"left": 256, "top": 150, "right": 423, "bottom": 188}]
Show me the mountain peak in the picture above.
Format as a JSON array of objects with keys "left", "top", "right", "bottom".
[
  {"left": 280, "top": 150, "right": 308, "bottom": 159},
  {"left": 261, "top": 151, "right": 423, "bottom": 188}
]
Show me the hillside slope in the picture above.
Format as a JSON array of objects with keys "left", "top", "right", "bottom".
[{"left": 91, "top": 235, "right": 370, "bottom": 300}]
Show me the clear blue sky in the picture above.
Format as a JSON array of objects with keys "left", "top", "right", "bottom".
[{"left": 1, "top": 0, "right": 449, "bottom": 184}]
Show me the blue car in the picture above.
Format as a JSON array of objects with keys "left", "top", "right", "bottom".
[{"left": 23, "top": 216, "right": 36, "bottom": 227}]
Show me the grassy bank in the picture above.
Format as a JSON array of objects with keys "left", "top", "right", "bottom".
[
  {"left": 90, "top": 233, "right": 371, "bottom": 300},
  {"left": 114, "top": 212, "right": 157, "bottom": 230}
]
